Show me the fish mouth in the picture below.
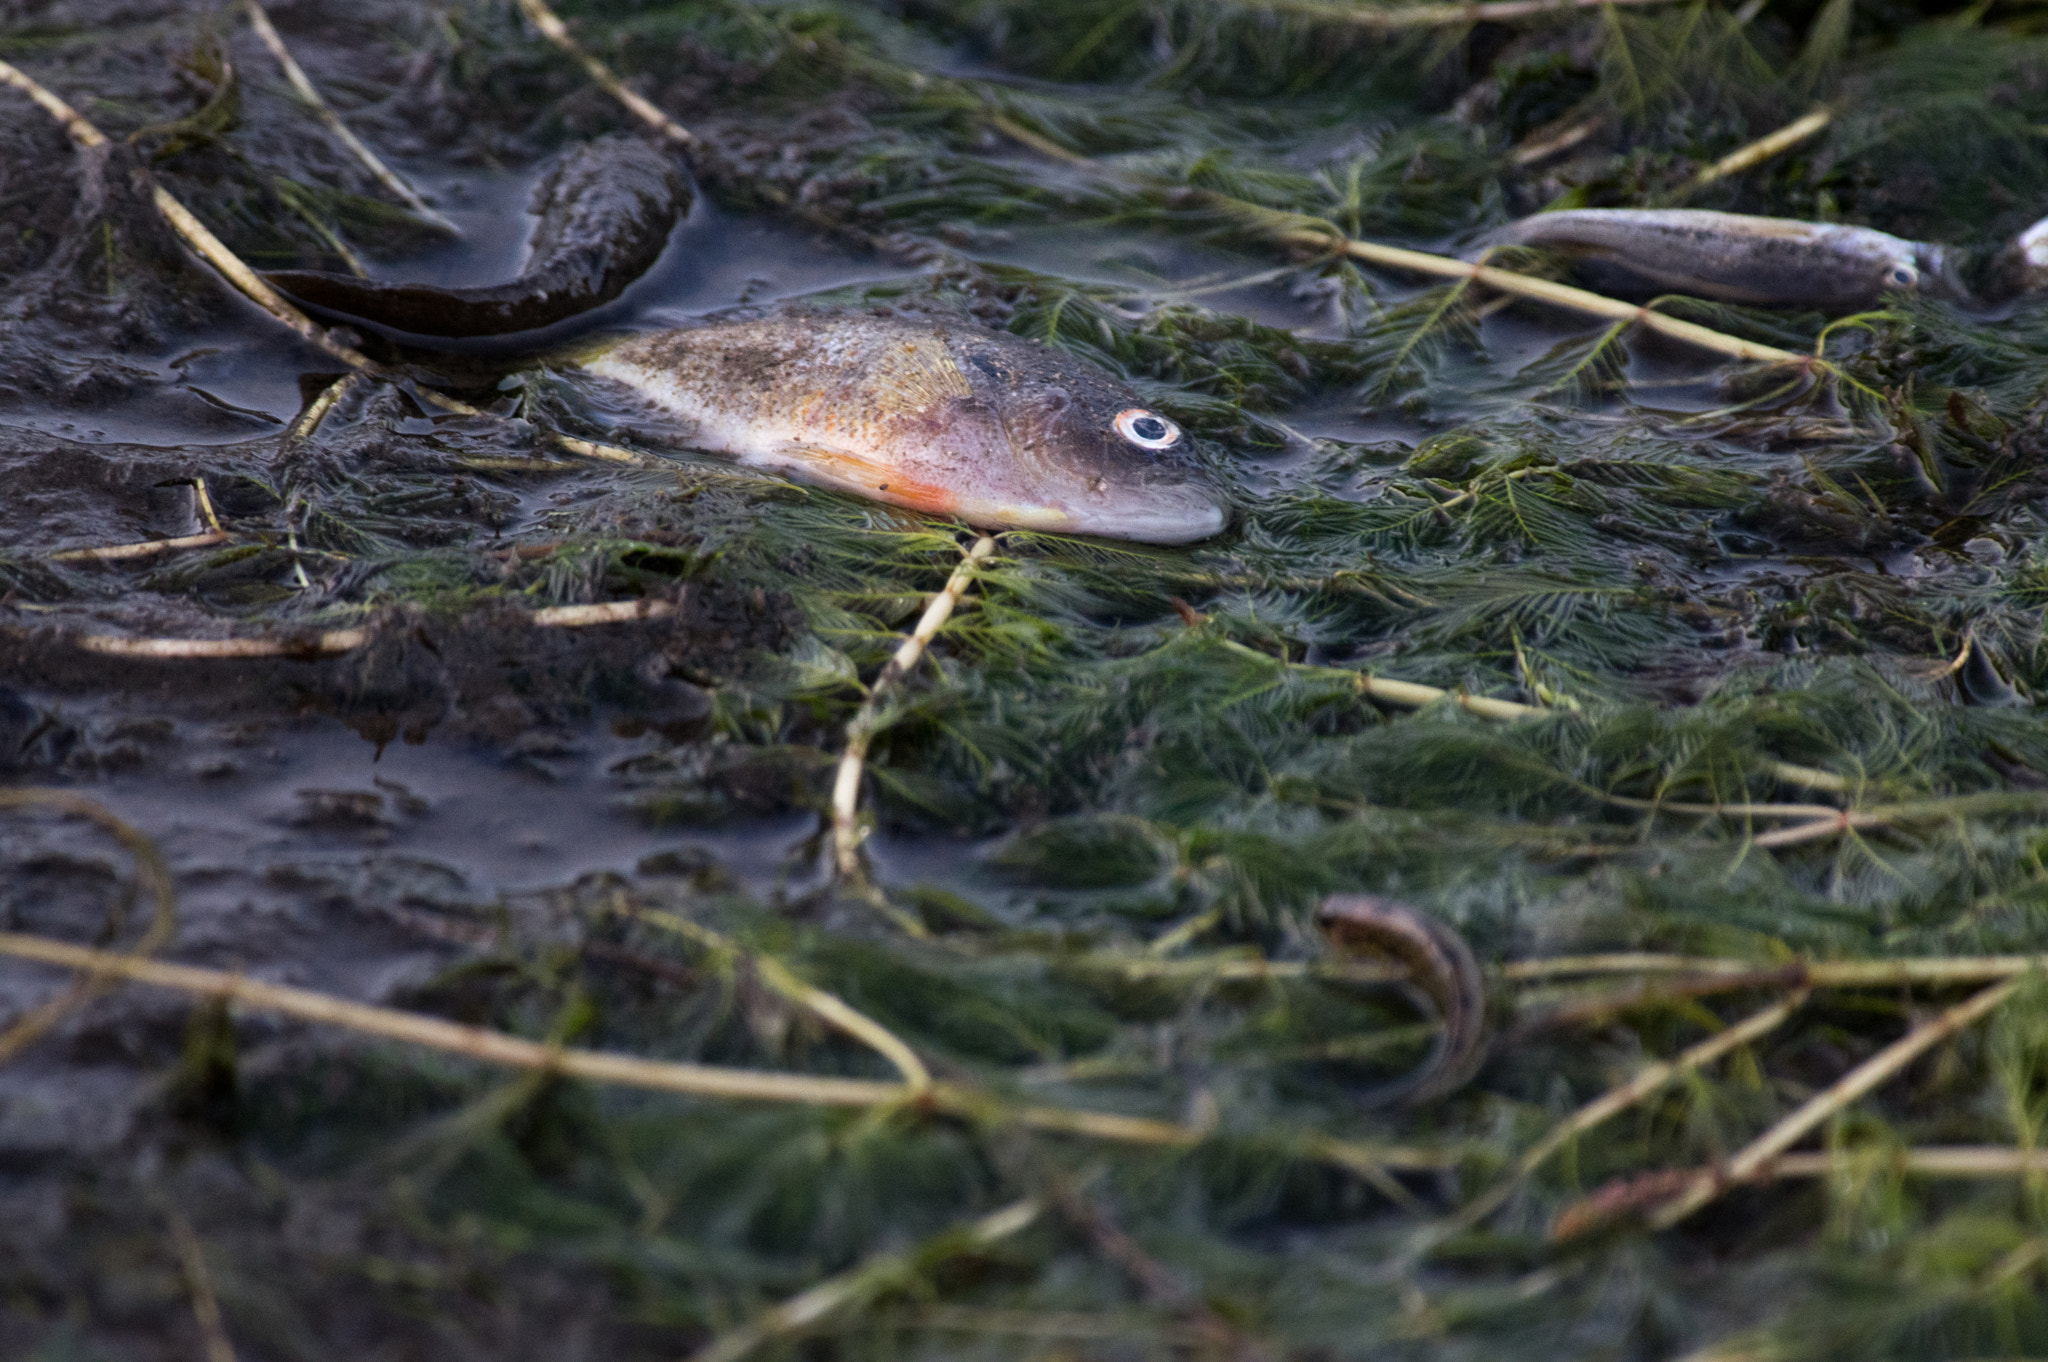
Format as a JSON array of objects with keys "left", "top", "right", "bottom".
[
  {"left": 765, "top": 442, "right": 1227, "bottom": 542},
  {"left": 1912, "top": 244, "right": 1970, "bottom": 301},
  {"left": 980, "top": 487, "right": 1230, "bottom": 545}
]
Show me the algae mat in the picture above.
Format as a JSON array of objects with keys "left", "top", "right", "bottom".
[{"left": 6, "top": 0, "right": 2048, "bottom": 1357}]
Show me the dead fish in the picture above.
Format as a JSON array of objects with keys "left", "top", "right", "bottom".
[
  {"left": 1989, "top": 213, "right": 2048, "bottom": 300},
  {"left": 1490, "top": 208, "right": 1933, "bottom": 312},
  {"left": 266, "top": 134, "right": 690, "bottom": 337},
  {"left": 1316, "top": 894, "right": 1487, "bottom": 1106},
  {"left": 572, "top": 313, "right": 1229, "bottom": 543}
]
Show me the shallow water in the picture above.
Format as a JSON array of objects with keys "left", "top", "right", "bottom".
[
  {"left": 10, "top": 2, "right": 2048, "bottom": 1356},
  {"left": 0, "top": 140, "right": 1912, "bottom": 1151}
]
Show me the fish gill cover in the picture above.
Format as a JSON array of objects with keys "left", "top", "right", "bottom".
[{"left": 5, "top": 0, "right": 2048, "bottom": 1358}]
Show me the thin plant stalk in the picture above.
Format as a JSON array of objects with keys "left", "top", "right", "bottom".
[
  {"left": 280, "top": 372, "right": 363, "bottom": 588},
  {"left": 75, "top": 629, "right": 370, "bottom": 659},
  {"left": 1504, "top": 953, "right": 1761, "bottom": 980},
  {"left": 193, "top": 477, "right": 224, "bottom": 533},
  {"left": 1512, "top": 966, "right": 1808, "bottom": 1033},
  {"left": 165, "top": 1206, "right": 241, "bottom": 1362},
  {"left": 49, "top": 477, "right": 230, "bottom": 562},
  {"left": 0, "top": 932, "right": 1454, "bottom": 1172},
  {"left": 684, "top": 1199, "right": 1042, "bottom": 1362},
  {"left": 49, "top": 530, "right": 231, "bottom": 563},
  {"left": 1758, "top": 1146, "right": 2048, "bottom": 1178},
  {"left": 287, "top": 371, "right": 360, "bottom": 443},
  {"left": 241, "top": 0, "right": 455, "bottom": 232},
  {"left": 1266, "top": 0, "right": 1695, "bottom": 27},
  {"left": 0, "top": 56, "right": 375, "bottom": 372},
  {"left": 531, "top": 598, "right": 674, "bottom": 627},
  {"left": 1277, "top": 224, "right": 1805, "bottom": 364},
  {"left": 1513, "top": 114, "right": 1605, "bottom": 165},
  {"left": 984, "top": 111, "right": 1804, "bottom": 367},
  {"left": 1418, "top": 991, "right": 1808, "bottom": 1255},
  {"left": 1646, "top": 977, "right": 2025, "bottom": 1228},
  {"left": 0, "top": 792, "right": 179, "bottom": 1066},
  {"left": 511, "top": 0, "right": 699, "bottom": 150},
  {"left": 1673, "top": 107, "right": 1833, "bottom": 200},
  {"left": 68, "top": 597, "right": 678, "bottom": 659},
  {"left": 0, "top": 57, "right": 655, "bottom": 471},
  {"left": 831, "top": 535, "right": 998, "bottom": 881},
  {"left": 1507, "top": 953, "right": 2048, "bottom": 986},
  {"left": 624, "top": 905, "right": 934, "bottom": 1092},
  {"left": 1210, "top": 638, "right": 1848, "bottom": 792}
]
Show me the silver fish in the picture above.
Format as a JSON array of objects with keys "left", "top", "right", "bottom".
[
  {"left": 574, "top": 313, "right": 1229, "bottom": 544},
  {"left": 1991, "top": 212, "right": 2048, "bottom": 299},
  {"left": 1491, "top": 208, "right": 1931, "bottom": 311}
]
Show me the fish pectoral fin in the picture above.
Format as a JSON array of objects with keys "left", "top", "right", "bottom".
[
  {"left": 869, "top": 334, "right": 973, "bottom": 411},
  {"left": 769, "top": 444, "right": 960, "bottom": 514}
]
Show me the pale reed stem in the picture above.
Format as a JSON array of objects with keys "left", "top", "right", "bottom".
[
  {"left": 49, "top": 531, "right": 231, "bottom": 563},
  {"left": 626, "top": 906, "right": 933, "bottom": 1092},
  {"left": 831, "top": 535, "right": 997, "bottom": 882},
  {"left": 684, "top": 1199, "right": 1041, "bottom": 1362},
  {"left": 0, "top": 58, "right": 651, "bottom": 471},
  {"left": 241, "top": 0, "right": 455, "bottom": 231},
  {"left": 0, "top": 932, "right": 1453, "bottom": 1172},
  {"left": 1267, "top": 0, "right": 1697, "bottom": 28},
  {"left": 985, "top": 106, "right": 1804, "bottom": 367},
  {"left": 1647, "top": 977, "right": 2024, "bottom": 1228},
  {"left": 1675, "top": 107, "right": 1833, "bottom": 200},
  {"left": 1422, "top": 992, "right": 1806, "bottom": 1252},
  {"left": 511, "top": 0, "right": 700, "bottom": 150},
  {"left": 165, "top": 1207, "right": 241, "bottom": 1362},
  {"left": 71, "top": 598, "right": 677, "bottom": 659},
  {"left": 0, "top": 791, "right": 179, "bottom": 1066}
]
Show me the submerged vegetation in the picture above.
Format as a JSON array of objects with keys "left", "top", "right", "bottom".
[{"left": 9, "top": 0, "right": 2048, "bottom": 1356}]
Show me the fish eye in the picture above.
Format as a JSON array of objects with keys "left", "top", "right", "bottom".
[
  {"left": 1888, "top": 264, "right": 1918, "bottom": 288},
  {"left": 1114, "top": 408, "right": 1182, "bottom": 450}
]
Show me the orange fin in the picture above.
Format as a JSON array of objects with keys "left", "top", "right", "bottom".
[{"left": 774, "top": 444, "right": 960, "bottom": 514}]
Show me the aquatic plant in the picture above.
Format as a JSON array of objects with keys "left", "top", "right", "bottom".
[{"left": 6, "top": 0, "right": 2048, "bottom": 1357}]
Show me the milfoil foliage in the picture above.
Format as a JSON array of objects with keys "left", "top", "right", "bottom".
[{"left": 10, "top": 0, "right": 2048, "bottom": 1357}]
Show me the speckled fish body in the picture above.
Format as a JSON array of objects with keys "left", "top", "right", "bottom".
[
  {"left": 576, "top": 314, "right": 1229, "bottom": 544},
  {"left": 1493, "top": 208, "right": 1927, "bottom": 311}
]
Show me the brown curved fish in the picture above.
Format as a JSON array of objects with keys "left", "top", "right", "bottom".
[{"left": 1317, "top": 894, "right": 1488, "bottom": 1106}]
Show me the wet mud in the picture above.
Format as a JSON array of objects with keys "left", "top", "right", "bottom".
[
  {"left": 9, "top": 0, "right": 2048, "bottom": 1357},
  {"left": 0, "top": 4, "right": 894, "bottom": 1349}
]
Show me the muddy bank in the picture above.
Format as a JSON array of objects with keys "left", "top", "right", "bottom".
[{"left": 9, "top": 0, "right": 2048, "bottom": 1357}]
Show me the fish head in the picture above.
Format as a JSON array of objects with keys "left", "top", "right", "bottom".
[
  {"left": 947, "top": 334, "right": 1229, "bottom": 544},
  {"left": 1910, "top": 243, "right": 1972, "bottom": 303},
  {"left": 1990, "top": 216, "right": 2048, "bottom": 301},
  {"left": 1852, "top": 230, "right": 1927, "bottom": 299}
]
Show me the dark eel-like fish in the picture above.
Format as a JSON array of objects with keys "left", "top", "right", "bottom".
[{"left": 265, "top": 133, "right": 690, "bottom": 337}]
